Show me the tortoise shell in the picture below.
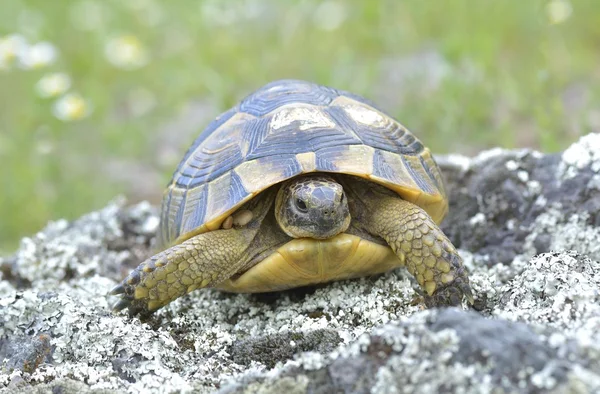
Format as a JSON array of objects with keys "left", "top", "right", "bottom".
[{"left": 158, "top": 79, "right": 447, "bottom": 248}]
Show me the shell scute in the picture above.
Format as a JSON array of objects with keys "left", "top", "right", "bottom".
[
  {"left": 160, "top": 79, "right": 447, "bottom": 247},
  {"left": 174, "top": 107, "right": 238, "bottom": 175},
  {"left": 239, "top": 79, "right": 338, "bottom": 117}
]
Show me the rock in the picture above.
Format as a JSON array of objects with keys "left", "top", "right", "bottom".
[
  {"left": 220, "top": 308, "right": 574, "bottom": 394},
  {"left": 438, "top": 132, "right": 600, "bottom": 264},
  {"left": 1, "top": 133, "right": 600, "bottom": 393},
  {"left": 221, "top": 251, "right": 600, "bottom": 394},
  {"left": 229, "top": 329, "right": 342, "bottom": 369},
  {"left": 0, "top": 334, "right": 52, "bottom": 374},
  {"left": 495, "top": 250, "right": 600, "bottom": 330}
]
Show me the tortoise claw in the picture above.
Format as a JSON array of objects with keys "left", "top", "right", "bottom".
[
  {"left": 111, "top": 295, "right": 153, "bottom": 318},
  {"left": 424, "top": 276, "right": 474, "bottom": 308},
  {"left": 112, "top": 298, "right": 132, "bottom": 312},
  {"left": 464, "top": 284, "right": 475, "bottom": 305},
  {"left": 109, "top": 284, "right": 126, "bottom": 296},
  {"left": 109, "top": 277, "right": 150, "bottom": 317}
]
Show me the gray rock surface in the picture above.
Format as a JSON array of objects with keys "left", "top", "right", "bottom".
[
  {"left": 439, "top": 134, "right": 600, "bottom": 265},
  {"left": 1, "top": 133, "right": 599, "bottom": 393}
]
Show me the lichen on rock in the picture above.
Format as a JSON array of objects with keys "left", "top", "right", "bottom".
[{"left": 1, "top": 134, "right": 600, "bottom": 393}]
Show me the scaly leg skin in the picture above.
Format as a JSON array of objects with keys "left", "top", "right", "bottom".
[
  {"left": 345, "top": 178, "right": 473, "bottom": 307},
  {"left": 111, "top": 191, "right": 276, "bottom": 317},
  {"left": 111, "top": 229, "right": 257, "bottom": 316}
]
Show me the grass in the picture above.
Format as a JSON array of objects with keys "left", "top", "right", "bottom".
[{"left": 1, "top": 0, "right": 599, "bottom": 253}]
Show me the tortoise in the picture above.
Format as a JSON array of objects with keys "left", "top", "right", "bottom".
[{"left": 111, "top": 79, "right": 473, "bottom": 316}]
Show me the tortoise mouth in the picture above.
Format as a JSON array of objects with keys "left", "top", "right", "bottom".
[{"left": 291, "top": 213, "right": 351, "bottom": 240}]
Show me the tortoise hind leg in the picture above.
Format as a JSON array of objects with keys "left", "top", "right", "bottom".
[{"left": 344, "top": 179, "right": 473, "bottom": 307}]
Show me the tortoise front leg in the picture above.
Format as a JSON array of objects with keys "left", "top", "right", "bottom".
[
  {"left": 345, "top": 181, "right": 473, "bottom": 307},
  {"left": 111, "top": 190, "right": 277, "bottom": 316},
  {"left": 110, "top": 228, "right": 258, "bottom": 316}
]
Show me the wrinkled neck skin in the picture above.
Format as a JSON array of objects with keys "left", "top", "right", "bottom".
[
  {"left": 274, "top": 174, "right": 351, "bottom": 239},
  {"left": 337, "top": 175, "right": 398, "bottom": 222}
]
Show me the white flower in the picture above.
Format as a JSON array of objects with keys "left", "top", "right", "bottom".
[
  {"left": 313, "top": 1, "right": 347, "bottom": 31},
  {"left": 36, "top": 73, "right": 71, "bottom": 98},
  {"left": 0, "top": 34, "right": 28, "bottom": 70},
  {"left": 19, "top": 41, "right": 58, "bottom": 69},
  {"left": 546, "top": 0, "right": 572, "bottom": 24},
  {"left": 52, "top": 93, "right": 92, "bottom": 121},
  {"left": 104, "top": 35, "right": 148, "bottom": 70}
]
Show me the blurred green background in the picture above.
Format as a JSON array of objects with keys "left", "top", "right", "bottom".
[{"left": 1, "top": 0, "right": 598, "bottom": 253}]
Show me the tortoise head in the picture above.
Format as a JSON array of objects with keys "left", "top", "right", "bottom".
[{"left": 275, "top": 174, "right": 350, "bottom": 239}]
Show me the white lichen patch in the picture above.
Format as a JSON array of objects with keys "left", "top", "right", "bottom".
[
  {"left": 527, "top": 179, "right": 542, "bottom": 195},
  {"left": 494, "top": 251, "right": 600, "bottom": 331},
  {"left": 559, "top": 132, "right": 600, "bottom": 179},
  {"left": 505, "top": 159, "right": 519, "bottom": 171},
  {"left": 11, "top": 201, "right": 126, "bottom": 283},
  {"left": 491, "top": 251, "right": 600, "bottom": 390},
  {"left": 524, "top": 204, "right": 600, "bottom": 262},
  {"left": 471, "top": 147, "right": 508, "bottom": 166},
  {"left": 156, "top": 268, "right": 420, "bottom": 381},
  {"left": 517, "top": 170, "right": 529, "bottom": 182},
  {"left": 589, "top": 174, "right": 600, "bottom": 190},
  {"left": 6, "top": 192, "right": 597, "bottom": 392},
  {"left": 1, "top": 277, "right": 196, "bottom": 393},
  {"left": 435, "top": 153, "right": 471, "bottom": 173},
  {"left": 0, "top": 195, "right": 421, "bottom": 391},
  {"left": 468, "top": 212, "right": 486, "bottom": 226},
  {"left": 473, "top": 148, "right": 537, "bottom": 169},
  {"left": 370, "top": 327, "right": 478, "bottom": 394},
  {"left": 3, "top": 133, "right": 600, "bottom": 392}
]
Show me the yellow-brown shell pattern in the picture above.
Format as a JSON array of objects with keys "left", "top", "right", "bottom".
[{"left": 158, "top": 80, "right": 447, "bottom": 249}]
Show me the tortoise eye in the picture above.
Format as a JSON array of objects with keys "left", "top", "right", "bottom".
[{"left": 295, "top": 198, "right": 308, "bottom": 212}]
